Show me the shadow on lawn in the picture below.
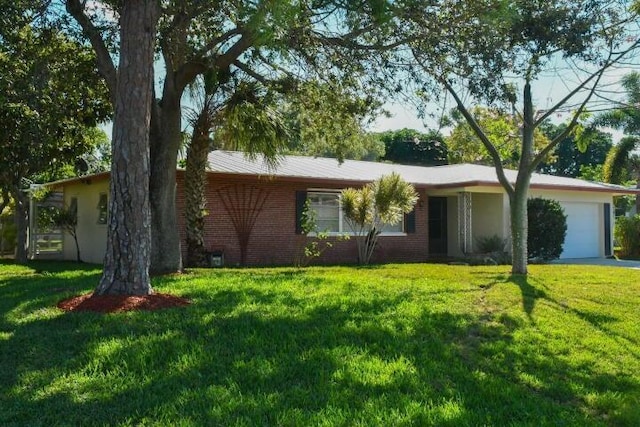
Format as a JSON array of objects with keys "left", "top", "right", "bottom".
[
  {"left": 507, "top": 274, "right": 546, "bottom": 322},
  {"left": 1, "top": 268, "right": 639, "bottom": 425}
]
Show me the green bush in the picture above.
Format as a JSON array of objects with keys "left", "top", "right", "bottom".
[
  {"left": 474, "top": 234, "right": 511, "bottom": 264},
  {"left": 528, "top": 198, "right": 567, "bottom": 261},
  {"left": 615, "top": 215, "right": 640, "bottom": 258},
  {"left": 475, "top": 234, "right": 507, "bottom": 253},
  {"left": 0, "top": 213, "right": 16, "bottom": 255}
]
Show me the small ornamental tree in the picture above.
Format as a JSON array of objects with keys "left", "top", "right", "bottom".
[
  {"left": 527, "top": 198, "right": 567, "bottom": 262},
  {"left": 294, "top": 199, "right": 347, "bottom": 267},
  {"left": 52, "top": 203, "right": 81, "bottom": 263},
  {"left": 341, "top": 173, "right": 418, "bottom": 265}
]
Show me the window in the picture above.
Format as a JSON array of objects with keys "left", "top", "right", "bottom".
[
  {"left": 97, "top": 193, "right": 108, "bottom": 224},
  {"left": 69, "top": 197, "right": 78, "bottom": 222},
  {"left": 306, "top": 190, "right": 405, "bottom": 235},
  {"left": 308, "top": 192, "right": 341, "bottom": 232}
]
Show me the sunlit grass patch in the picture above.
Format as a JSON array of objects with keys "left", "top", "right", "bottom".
[{"left": 0, "top": 260, "right": 639, "bottom": 425}]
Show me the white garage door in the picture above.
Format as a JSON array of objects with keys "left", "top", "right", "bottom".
[{"left": 560, "top": 202, "right": 600, "bottom": 259}]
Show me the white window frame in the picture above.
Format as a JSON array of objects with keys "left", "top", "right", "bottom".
[
  {"left": 306, "top": 189, "right": 406, "bottom": 236},
  {"left": 97, "top": 193, "right": 108, "bottom": 225}
]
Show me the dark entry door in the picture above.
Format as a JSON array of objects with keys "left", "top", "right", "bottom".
[{"left": 428, "top": 197, "right": 448, "bottom": 255}]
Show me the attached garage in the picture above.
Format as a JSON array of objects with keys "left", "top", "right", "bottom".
[{"left": 560, "top": 202, "right": 601, "bottom": 259}]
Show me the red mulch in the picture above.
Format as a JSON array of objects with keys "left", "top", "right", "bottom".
[{"left": 57, "top": 292, "right": 190, "bottom": 313}]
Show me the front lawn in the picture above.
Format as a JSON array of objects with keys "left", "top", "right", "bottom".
[{"left": 1, "top": 261, "right": 639, "bottom": 426}]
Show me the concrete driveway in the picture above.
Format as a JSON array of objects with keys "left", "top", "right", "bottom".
[{"left": 552, "top": 258, "right": 640, "bottom": 269}]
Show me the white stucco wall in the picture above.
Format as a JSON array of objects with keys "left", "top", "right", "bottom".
[
  {"left": 472, "top": 193, "right": 505, "bottom": 243},
  {"left": 437, "top": 187, "right": 615, "bottom": 258},
  {"left": 62, "top": 179, "right": 109, "bottom": 264}
]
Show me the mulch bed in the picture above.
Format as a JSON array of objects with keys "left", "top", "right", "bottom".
[{"left": 57, "top": 293, "right": 190, "bottom": 313}]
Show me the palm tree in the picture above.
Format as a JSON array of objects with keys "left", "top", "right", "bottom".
[
  {"left": 183, "top": 75, "right": 288, "bottom": 267},
  {"left": 596, "top": 72, "right": 640, "bottom": 212},
  {"left": 341, "top": 173, "right": 418, "bottom": 264}
]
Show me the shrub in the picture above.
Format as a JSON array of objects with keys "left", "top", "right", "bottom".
[
  {"left": 474, "top": 234, "right": 511, "bottom": 265},
  {"left": 615, "top": 215, "right": 640, "bottom": 258},
  {"left": 527, "top": 198, "right": 567, "bottom": 261},
  {"left": 475, "top": 234, "right": 507, "bottom": 253}
]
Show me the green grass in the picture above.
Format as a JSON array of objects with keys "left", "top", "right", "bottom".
[{"left": 1, "top": 261, "right": 639, "bottom": 426}]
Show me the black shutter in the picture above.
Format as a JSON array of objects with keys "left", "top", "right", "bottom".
[
  {"left": 405, "top": 209, "right": 416, "bottom": 233},
  {"left": 295, "top": 191, "right": 307, "bottom": 234},
  {"left": 604, "top": 203, "right": 612, "bottom": 256}
]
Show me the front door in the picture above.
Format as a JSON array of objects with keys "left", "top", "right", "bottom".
[{"left": 428, "top": 197, "right": 448, "bottom": 255}]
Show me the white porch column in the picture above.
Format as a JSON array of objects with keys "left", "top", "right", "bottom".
[{"left": 458, "top": 192, "right": 472, "bottom": 254}]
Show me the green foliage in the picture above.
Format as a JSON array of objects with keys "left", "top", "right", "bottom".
[
  {"left": 282, "top": 81, "right": 384, "bottom": 161},
  {"left": 578, "top": 164, "right": 603, "bottom": 182},
  {"left": 595, "top": 72, "right": 640, "bottom": 214},
  {"left": 614, "top": 215, "right": 640, "bottom": 258},
  {"left": 446, "top": 107, "right": 550, "bottom": 167},
  {"left": 50, "top": 206, "right": 78, "bottom": 234},
  {"left": 216, "top": 83, "right": 290, "bottom": 168},
  {"left": 537, "top": 122, "right": 612, "bottom": 178},
  {"left": 341, "top": 173, "right": 417, "bottom": 264},
  {"left": 603, "top": 136, "right": 639, "bottom": 185},
  {"left": 295, "top": 199, "right": 348, "bottom": 267},
  {"left": 474, "top": 235, "right": 510, "bottom": 265},
  {"left": 475, "top": 234, "right": 507, "bottom": 254},
  {"left": 0, "top": 205, "right": 16, "bottom": 254},
  {"left": 527, "top": 198, "right": 567, "bottom": 261},
  {"left": 2, "top": 262, "right": 640, "bottom": 425},
  {"left": 377, "top": 128, "right": 447, "bottom": 166},
  {"left": 0, "top": 23, "right": 111, "bottom": 195}
]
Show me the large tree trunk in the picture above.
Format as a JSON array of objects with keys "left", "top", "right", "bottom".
[
  {"left": 149, "top": 92, "right": 183, "bottom": 274},
  {"left": 13, "top": 190, "right": 28, "bottom": 264},
  {"left": 95, "top": 0, "right": 159, "bottom": 296},
  {"left": 184, "top": 108, "right": 212, "bottom": 267}
]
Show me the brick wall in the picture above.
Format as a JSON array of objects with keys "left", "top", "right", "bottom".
[{"left": 176, "top": 173, "right": 430, "bottom": 266}]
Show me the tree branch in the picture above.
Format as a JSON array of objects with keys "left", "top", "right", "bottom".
[
  {"left": 65, "top": 0, "right": 117, "bottom": 103},
  {"left": 529, "top": 44, "right": 633, "bottom": 173},
  {"left": 233, "top": 60, "right": 271, "bottom": 85},
  {"left": 439, "top": 76, "right": 515, "bottom": 197},
  {"left": 175, "top": 31, "right": 253, "bottom": 94},
  {"left": 318, "top": 32, "right": 411, "bottom": 52},
  {"left": 534, "top": 40, "right": 640, "bottom": 127},
  {"left": 196, "top": 28, "right": 243, "bottom": 60}
]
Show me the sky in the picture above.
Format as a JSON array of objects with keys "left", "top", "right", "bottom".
[
  {"left": 365, "top": 58, "right": 638, "bottom": 142},
  {"left": 100, "top": 67, "right": 632, "bottom": 144}
]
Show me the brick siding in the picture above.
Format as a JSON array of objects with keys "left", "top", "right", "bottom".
[{"left": 176, "top": 172, "right": 430, "bottom": 266}]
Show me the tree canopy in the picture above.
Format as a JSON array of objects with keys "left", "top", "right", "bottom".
[
  {"left": 536, "top": 122, "right": 612, "bottom": 178},
  {"left": 0, "top": 21, "right": 111, "bottom": 262},
  {"left": 377, "top": 128, "right": 447, "bottom": 166},
  {"left": 446, "top": 107, "right": 549, "bottom": 168}
]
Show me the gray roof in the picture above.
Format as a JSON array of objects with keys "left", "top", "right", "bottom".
[{"left": 207, "top": 150, "right": 635, "bottom": 194}]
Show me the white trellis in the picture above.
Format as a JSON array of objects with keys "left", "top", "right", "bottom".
[{"left": 458, "top": 192, "right": 472, "bottom": 254}]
